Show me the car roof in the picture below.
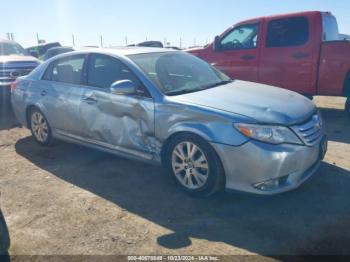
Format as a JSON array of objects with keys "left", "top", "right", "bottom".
[
  {"left": 97, "top": 47, "right": 176, "bottom": 56},
  {"left": 48, "top": 46, "right": 73, "bottom": 51},
  {"left": 56, "top": 46, "right": 177, "bottom": 59}
]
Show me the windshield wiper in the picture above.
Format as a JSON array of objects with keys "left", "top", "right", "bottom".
[
  {"left": 165, "top": 80, "right": 233, "bottom": 96},
  {"left": 165, "top": 88, "right": 200, "bottom": 96},
  {"left": 202, "top": 80, "right": 233, "bottom": 89}
]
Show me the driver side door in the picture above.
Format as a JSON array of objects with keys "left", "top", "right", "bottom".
[{"left": 209, "top": 23, "right": 261, "bottom": 82}]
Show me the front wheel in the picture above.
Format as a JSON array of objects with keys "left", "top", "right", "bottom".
[
  {"left": 346, "top": 97, "right": 350, "bottom": 118},
  {"left": 166, "top": 134, "right": 225, "bottom": 197}
]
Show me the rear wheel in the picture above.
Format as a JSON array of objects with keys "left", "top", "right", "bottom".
[
  {"left": 346, "top": 97, "right": 350, "bottom": 118},
  {"left": 0, "top": 210, "right": 10, "bottom": 255},
  {"left": 304, "top": 95, "right": 314, "bottom": 100},
  {"left": 166, "top": 134, "right": 225, "bottom": 197},
  {"left": 29, "top": 108, "right": 53, "bottom": 146}
]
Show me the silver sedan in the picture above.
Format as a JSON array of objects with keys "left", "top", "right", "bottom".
[{"left": 11, "top": 48, "right": 327, "bottom": 196}]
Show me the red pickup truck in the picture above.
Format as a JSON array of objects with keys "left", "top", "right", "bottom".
[{"left": 188, "top": 11, "right": 350, "bottom": 116}]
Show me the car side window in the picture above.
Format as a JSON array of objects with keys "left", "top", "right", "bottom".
[
  {"left": 43, "top": 55, "right": 85, "bottom": 85},
  {"left": 266, "top": 16, "right": 309, "bottom": 47},
  {"left": 87, "top": 54, "right": 151, "bottom": 97},
  {"left": 220, "top": 24, "right": 259, "bottom": 50},
  {"left": 42, "top": 63, "right": 53, "bottom": 80}
]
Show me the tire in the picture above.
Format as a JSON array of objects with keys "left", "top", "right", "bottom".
[
  {"left": 165, "top": 133, "right": 225, "bottom": 197},
  {"left": 346, "top": 97, "right": 350, "bottom": 118},
  {"left": 29, "top": 108, "right": 53, "bottom": 146},
  {"left": 304, "top": 95, "right": 314, "bottom": 101},
  {"left": 0, "top": 210, "right": 10, "bottom": 255}
]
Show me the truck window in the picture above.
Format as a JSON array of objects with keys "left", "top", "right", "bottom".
[
  {"left": 322, "top": 14, "right": 340, "bottom": 41},
  {"left": 266, "top": 17, "right": 309, "bottom": 47},
  {"left": 219, "top": 24, "right": 259, "bottom": 50}
]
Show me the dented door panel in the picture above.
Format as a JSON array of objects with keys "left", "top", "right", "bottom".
[{"left": 79, "top": 87, "right": 155, "bottom": 156}]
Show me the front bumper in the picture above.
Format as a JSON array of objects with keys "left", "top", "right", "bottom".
[{"left": 211, "top": 137, "right": 326, "bottom": 195}]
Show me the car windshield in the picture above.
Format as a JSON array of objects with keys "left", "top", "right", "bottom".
[
  {"left": 0, "top": 42, "right": 29, "bottom": 56},
  {"left": 128, "top": 52, "right": 232, "bottom": 96}
]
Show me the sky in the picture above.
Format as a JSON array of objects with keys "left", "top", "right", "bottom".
[{"left": 1, "top": 0, "right": 350, "bottom": 48}]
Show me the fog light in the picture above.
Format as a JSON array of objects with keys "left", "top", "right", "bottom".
[{"left": 254, "top": 178, "right": 280, "bottom": 191}]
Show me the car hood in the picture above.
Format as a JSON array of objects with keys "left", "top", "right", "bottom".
[
  {"left": 171, "top": 80, "right": 316, "bottom": 125},
  {"left": 0, "top": 55, "right": 39, "bottom": 64}
]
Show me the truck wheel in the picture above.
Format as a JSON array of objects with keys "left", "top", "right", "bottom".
[
  {"left": 346, "top": 97, "right": 350, "bottom": 118},
  {"left": 304, "top": 95, "right": 314, "bottom": 100},
  {"left": 166, "top": 133, "right": 225, "bottom": 197}
]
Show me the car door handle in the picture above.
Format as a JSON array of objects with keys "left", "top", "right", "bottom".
[
  {"left": 241, "top": 54, "right": 256, "bottom": 60},
  {"left": 291, "top": 52, "right": 309, "bottom": 59},
  {"left": 82, "top": 96, "right": 98, "bottom": 104},
  {"left": 41, "top": 90, "right": 47, "bottom": 96}
]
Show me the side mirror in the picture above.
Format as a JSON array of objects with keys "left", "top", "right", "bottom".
[
  {"left": 29, "top": 50, "right": 39, "bottom": 58},
  {"left": 213, "top": 36, "right": 221, "bottom": 51},
  {"left": 110, "top": 80, "right": 136, "bottom": 95}
]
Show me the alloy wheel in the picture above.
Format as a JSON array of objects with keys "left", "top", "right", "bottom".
[
  {"left": 31, "top": 111, "right": 49, "bottom": 143},
  {"left": 171, "top": 141, "right": 209, "bottom": 190}
]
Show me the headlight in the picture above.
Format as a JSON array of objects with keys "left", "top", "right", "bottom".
[{"left": 234, "top": 123, "right": 302, "bottom": 145}]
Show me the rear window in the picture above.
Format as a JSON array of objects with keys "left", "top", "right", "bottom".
[
  {"left": 322, "top": 14, "right": 340, "bottom": 41},
  {"left": 266, "top": 16, "right": 309, "bottom": 47},
  {"left": 43, "top": 55, "right": 85, "bottom": 85}
]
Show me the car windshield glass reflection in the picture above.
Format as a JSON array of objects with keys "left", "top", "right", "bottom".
[{"left": 129, "top": 52, "right": 231, "bottom": 96}]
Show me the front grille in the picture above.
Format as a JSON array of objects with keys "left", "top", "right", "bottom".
[
  {"left": 291, "top": 113, "right": 324, "bottom": 146},
  {"left": 0, "top": 63, "right": 37, "bottom": 86}
]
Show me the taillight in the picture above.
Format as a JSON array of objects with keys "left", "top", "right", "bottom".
[{"left": 10, "top": 81, "right": 17, "bottom": 92}]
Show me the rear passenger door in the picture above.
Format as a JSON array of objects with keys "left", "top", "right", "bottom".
[
  {"left": 79, "top": 54, "right": 155, "bottom": 157},
  {"left": 259, "top": 16, "right": 318, "bottom": 95},
  {"left": 40, "top": 54, "right": 87, "bottom": 136}
]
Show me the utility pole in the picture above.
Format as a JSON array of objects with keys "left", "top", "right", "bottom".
[
  {"left": 125, "top": 36, "right": 128, "bottom": 46},
  {"left": 6, "top": 33, "right": 14, "bottom": 41},
  {"left": 36, "top": 33, "right": 40, "bottom": 44},
  {"left": 100, "top": 35, "right": 103, "bottom": 47},
  {"left": 7, "top": 33, "right": 14, "bottom": 41},
  {"left": 179, "top": 37, "right": 182, "bottom": 49},
  {"left": 72, "top": 34, "right": 75, "bottom": 47}
]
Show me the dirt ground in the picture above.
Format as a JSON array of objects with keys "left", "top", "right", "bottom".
[{"left": 0, "top": 96, "right": 350, "bottom": 258}]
